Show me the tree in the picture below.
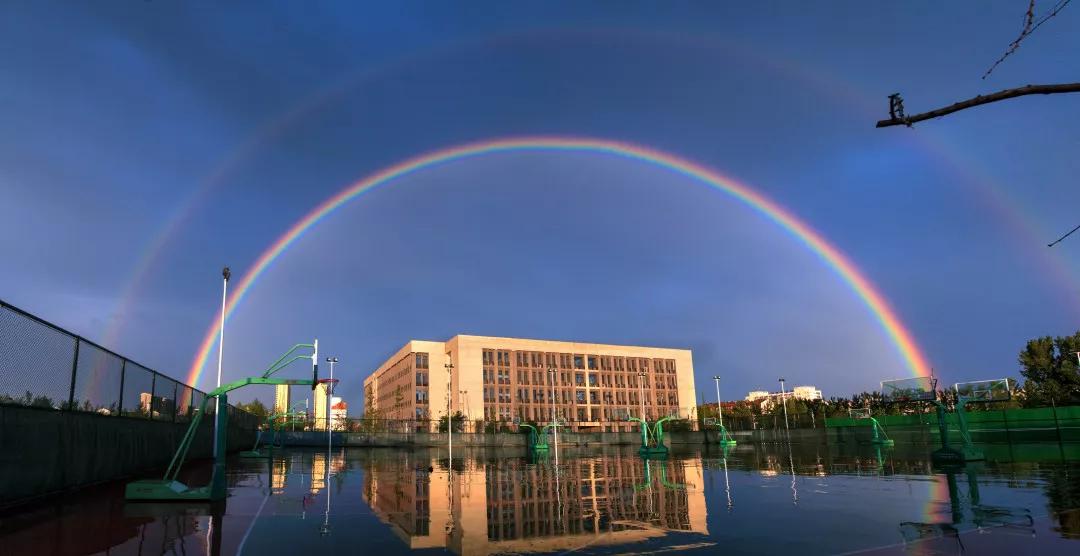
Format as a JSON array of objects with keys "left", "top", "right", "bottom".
[
  {"left": 1019, "top": 331, "right": 1080, "bottom": 405},
  {"left": 438, "top": 411, "right": 466, "bottom": 433},
  {"left": 238, "top": 398, "right": 269, "bottom": 420}
]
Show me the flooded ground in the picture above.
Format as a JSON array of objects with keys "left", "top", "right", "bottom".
[{"left": 2, "top": 442, "right": 1078, "bottom": 555}]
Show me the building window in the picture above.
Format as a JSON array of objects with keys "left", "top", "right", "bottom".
[
  {"left": 587, "top": 356, "right": 598, "bottom": 370},
  {"left": 573, "top": 355, "right": 584, "bottom": 369},
  {"left": 588, "top": 373, "right": 598, "bottom": 387},
  {"left": 576, "top": 390, "right": 586, "bottom": 403}
]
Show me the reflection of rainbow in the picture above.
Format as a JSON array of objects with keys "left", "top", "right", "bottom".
[{"left": 185, "top": 136, "right": 932, "bottom": 387}]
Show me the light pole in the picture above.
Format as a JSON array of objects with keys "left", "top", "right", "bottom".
[
  {"left": 779, "top": 377, "right": 790, "bottom": 434},
  {"left": 547, "top": 367, "right": 558, "bottom": 464},
  {"left": 325, "top": 357, "right": 338, "bottom": 445},
  {"left": 445, "top": 357, "right": 454, "bottom": 462},
  {"left": 638, "top": 371, "right": 648, "bottom": 421},
  {"left": 212, "top": 267, "right": 230, "bottom": 460},
  {"left": 712, "top": 375, "right": 725, "bottom": 429}
]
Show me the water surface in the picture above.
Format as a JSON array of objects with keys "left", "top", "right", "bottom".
[{"left": 2, "top": 442, "right": 1078, "bottom": 555}]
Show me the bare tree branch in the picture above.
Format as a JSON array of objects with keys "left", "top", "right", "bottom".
[
  {"left": 876, "top": 83, "right": 1080, "bottom": 128},
  {"left": 984, "top": 0, "right": 1072, "bottom": 79},
  {"left": 1048, "top": 223, "right": 1080, "bottom": 247}
]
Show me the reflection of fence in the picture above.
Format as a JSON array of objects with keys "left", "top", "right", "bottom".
[{"left": 0, "top": 300, "right": 259, "bottom": 429}]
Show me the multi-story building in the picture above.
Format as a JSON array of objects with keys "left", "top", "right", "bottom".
[
  {"left": 313, "top": 382, "right": 330, "bottom": 430},
  {"left": 362, "top": 335, "right": 696, "bottom": 432},
  {"left": 273, "top": 384, "right": 290, "bottom": 415},
  {"left": 745, "top": 385, "right": 823, "bottom": 410}
]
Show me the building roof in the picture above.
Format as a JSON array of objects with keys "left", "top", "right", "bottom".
[{"left": 331, "top": 401, "right": 348, "bottom": 410}]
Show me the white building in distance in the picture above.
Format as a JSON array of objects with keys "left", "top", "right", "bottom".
[{"left": 746, "top": 386, "right": 823, "bottom": 410}]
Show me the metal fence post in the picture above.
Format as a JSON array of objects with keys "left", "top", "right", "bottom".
[
  {"left": 149, "top": 373, "right": 156, "bottom": 419},
  {"left": 118, "top": 359, "right": 126, "bottom": 416},
  {"left": 172, "top": 382, "right": 178, "bottom": 423},
  {"left": 67, "top": 338, "right": 80, "bottom": 410}
]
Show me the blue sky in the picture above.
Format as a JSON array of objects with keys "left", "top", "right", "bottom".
[{"left": 2, "top": 1, "right": 1078, "bottom": 409}]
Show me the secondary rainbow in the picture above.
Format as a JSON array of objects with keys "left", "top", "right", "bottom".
[{"left": 185, "top": 136, "right": 933, "bottom": 387}]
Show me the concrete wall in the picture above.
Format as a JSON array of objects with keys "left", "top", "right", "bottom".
[{"left": 0, "top": 405, "right": 255, "bottom": 509}]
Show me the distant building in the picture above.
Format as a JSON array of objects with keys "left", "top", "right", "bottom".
[
  {"left": 745, "top": 386, "right": 822, "bottom": 410},
  {"left": 363, "top": 335, "right": 697, "bottom": 433},
  {"left": 139, "top": 392, "right": 175, "bottom": 418},
  {"left": 314, "top": 383, "right": 330, "bottom": 430},
  {"left": 330, "top": 397, "right": 348, "bottom": 430},
  {"left": 273, "top": 384, "right": 290, "bottom": 415}
]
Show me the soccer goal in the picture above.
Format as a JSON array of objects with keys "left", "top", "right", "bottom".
[{"left": 849, "top": 408, "right": 872, "bottom": 420}]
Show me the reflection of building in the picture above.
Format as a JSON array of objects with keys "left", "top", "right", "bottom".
[
  {"left": 274, "top": 384, "right": 290, "bottom": 414},
  {"left": 746, "top": 385, "right": 822, "bottom": 410},
  {"left": 362, "top": 454, "right": 707, "bottom": 555},
  {"left": 138, "top": 392, "right": 175, "bottom": 417},
  {"left": 330, "top": 398, "right": 348, "bottom": 430},
  {"left": 363, "top": 336, "right": 697, "bottom": 432}
]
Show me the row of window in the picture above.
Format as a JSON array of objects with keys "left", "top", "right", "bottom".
[
  {"left": 482, "top": 349, "right": 677, "bottom": 374},
  {"left": 486, "top": 369, "right": 678, "bottom": 390},
  {"left": 482, "top": 386, "right": 678, "bottom": 407},
  {"left": 482, "top": 405, "right": 678, "bottom": 422}
]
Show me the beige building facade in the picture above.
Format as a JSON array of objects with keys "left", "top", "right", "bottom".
[{"left": 363, "top": 335, "right": 697, "bottom": 432}]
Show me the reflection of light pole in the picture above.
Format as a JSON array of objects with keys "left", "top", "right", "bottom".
[
  {"left": 712, "top": 376, "right": 724, "bottom": 428},
  {"left": 779, "top": 377, "right": 790, "bottom": 434},
  {"left": 547, "top": 367, "right": 558, "bottom": 464},
  {"left": 212, "top": 267, "right": 230, "bottom": 459},
  {"left": 445, "top": 356, "right": 454, "bottom": 462}
]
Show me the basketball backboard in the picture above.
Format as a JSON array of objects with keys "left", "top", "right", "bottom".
[
  {"left": 954, "top": 378, "right": 1013, "bottom": 403},
  {"left": 881, "top": 377, "right": 937, "bottom": 403}
]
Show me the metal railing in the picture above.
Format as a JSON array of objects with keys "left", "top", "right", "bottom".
[{"left": 0, "top": 299, "right": 259, "bottom": 430}]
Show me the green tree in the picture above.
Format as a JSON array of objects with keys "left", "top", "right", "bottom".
[
  {"left": 1019, "top": 332, "right": 1080, "bottom": 406},
  {"left": 239, "top": 398, "right": 269, "bottom": 420}
]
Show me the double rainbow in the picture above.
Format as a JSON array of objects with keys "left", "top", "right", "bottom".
[{"left": 185, "top": 136, "right": 932, "bottom": 387}]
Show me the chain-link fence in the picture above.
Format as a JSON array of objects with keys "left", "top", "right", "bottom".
[{"left": 0, "top": 299, "right": 259, "bottom": 429}]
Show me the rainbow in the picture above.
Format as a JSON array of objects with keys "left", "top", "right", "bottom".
[{"left": 185, "top": 136, "right": 932, "bottom": 387}]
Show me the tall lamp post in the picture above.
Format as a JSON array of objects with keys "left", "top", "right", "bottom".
[
  {"left": 445, "top": 357, "right": 454, "bottom": 462},
  {"left": 638, "top": 371, "right": 648, "bottom": 422},
  {"left": 325, "top": 356, "right": 338, "bottom": 441},
  {"left": 779, "top": 377, "right": 790, "bottom": 434},
  {"left": 547, "top": 367, "right": 559, "bottom": 464},
  {"left": 712, "top": 375, "right": 725, "bottom": 429},
  {"left": 212, "top": 267, "right": 230, "bottom": 460}
]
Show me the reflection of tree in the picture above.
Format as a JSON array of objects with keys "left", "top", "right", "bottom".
[{"left": 1043, "top": 465, "right": 1080, "bottom": 537}]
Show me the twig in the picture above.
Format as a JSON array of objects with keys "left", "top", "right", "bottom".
[
  {"left": 876, "top": 83, "right": 1080, "bottom": 128},
  {"left": 1048, "top": 223, "right": 1080, "bottom": 247},
  {"left": 984, "top": 0, "right": 1072, "bottom": 79}
]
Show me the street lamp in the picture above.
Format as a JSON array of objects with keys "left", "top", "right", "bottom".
[
  {"left": 445, "top": 357, "right": 454, "bottom": 461},
  {"left": 638, "top": 371, "right": 648, "bottom": 421},
  {"left": 325, "top": 357, "right": 338, "bottom": 439},
  {"left": 779, "top": 377, "right": 790, "bottom": 435},
  {"left": 547, "top": 367, "right": 558, "bottom": 464},
  {"left": 712, "top": 375, "right": 725, "bottom": 429},
  {"left": 212, "top": 267, "right": 230, "bottom": 460}
]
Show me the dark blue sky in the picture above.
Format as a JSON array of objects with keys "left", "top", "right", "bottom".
[{"left": 2, "top": 1, "right": 1078, "bottom": 409}]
